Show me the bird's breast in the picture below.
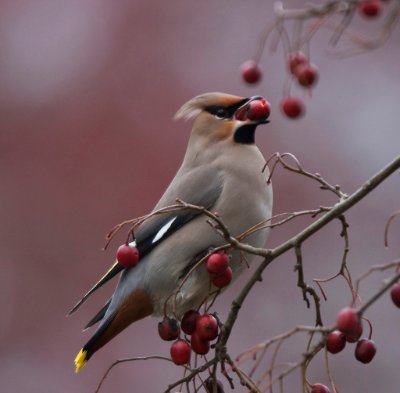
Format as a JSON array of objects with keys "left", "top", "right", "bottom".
[{"left": 141, "top": 147, "right": 272, "bottom": 317}]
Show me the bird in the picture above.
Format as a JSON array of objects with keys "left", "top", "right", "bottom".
[{"left": 70, "top": 92, "right": 273, "bottom": 372}]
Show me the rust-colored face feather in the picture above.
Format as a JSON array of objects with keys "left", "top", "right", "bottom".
[{"left": 174, "top": 92, "right": 245, "bottom": 121}]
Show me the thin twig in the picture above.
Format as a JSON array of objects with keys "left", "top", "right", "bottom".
[
  {"left": 384, "top": 210, "right": 400, "bottom": 248},
  {"left": 164, "top": 359, "right": 216, "bottom": 393},
  {"left": 95, "top": 356, "right": 173, "bottom": 393}
]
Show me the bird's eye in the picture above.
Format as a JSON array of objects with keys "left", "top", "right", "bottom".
[
  {"left": 215, "top": 108, "right": 228, "bottom": 119},
  {"left": 205, "top": 106, "right": 232, "bottom": 119}
]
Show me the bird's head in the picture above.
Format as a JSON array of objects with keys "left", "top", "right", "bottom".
[{"left": 175, "top": 92, "right": 270, "bottom": 145}]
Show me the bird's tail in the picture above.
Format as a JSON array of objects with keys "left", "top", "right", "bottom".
[{"left": 74, "top": 289, "right": 154, "bottom": 372}]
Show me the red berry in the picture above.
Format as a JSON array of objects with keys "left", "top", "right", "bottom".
[
  {"left": 196, "top": 314, "right": 219, "bottom": 341},
  {"left": 280, "top": 97, "right": 304, "bottom": 119},
  {"left": 358, "top": 0, "right": 383, "bottom": 17},
  {"left": 296, "top": 64, "right": 319, "bottom": 87},
  {"left": 311, "top": 383, "right": 330, "bottom": 393},
  {"left": 390, "top": 283, "right": 400, "bottom": 307},
  {"left": 247, "top": 99, "right": 271, "bottom": 121},
  {"left": 344, "top": 320, "right": 363, "bottom": 343},
  {"left": 211, "top": 266, "right": 233, "bottom": 288},
  {"left": 355, "top": 339, "right": 377, "bottom": 364},
  {"left": 181, "top": 309, "right": 200, "bottom": 335},
  {"left": 158, "top": 317, "right": 180, "bottom": 341},
  {"left": 170, "top": 339, "right": 191, "bottom": 365},
  {"left": 326, "top": 330, "right": 346, "bottom": 354},
  {"left": 235, "top": 106, "right": 248, "bottom": 121},
  {"left": 205, "top": 377, "right": 224, "bottom": 393},
  {"left": 288, "top": 52, "right": 308, "bottom": 75},
  {"left": 116, "top": 244, "right": 139, "bottom": 267},
  {"left": 336, "top": 307, "right": 360, "bottom": 334},
  {"left": 190, "top": 332, "right": 210, "bottom": 354},
  {"left": 241, "top": 60, "right": 262, "bottom": 84},
  {"left": 206, "top": 252, "right": 229, "bottom": 274}
]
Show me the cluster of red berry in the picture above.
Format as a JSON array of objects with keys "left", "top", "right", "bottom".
[
  {"left": 206, "top": 251, "right": 233, "bottom": 288},
  {"left": 241, "top": 52, "right": 318, "bottom": 120},
  {"left": 310, "top": 305, "right": 379, "bottom": 393},
  {"left": 283, "top": 52, "right": 319, "bottom": 119},
  {"left": 158, "top": 311, "right": 219, "bottom": 365},
  {"left": 240, "top": 0, "right": 385, "bottom": 122},
  {"left": 328, "top": 307, "right": 376, "bottom": 363},
  {"left": 331, "top": 279, "right": 400, "bottom": 364},
  {"left": 158, "top": 252, "right": 234, "bottom": 366}
]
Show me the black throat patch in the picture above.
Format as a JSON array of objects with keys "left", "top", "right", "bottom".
[{"left": 233, "top": 124, "right": 257, "bottom": 144}]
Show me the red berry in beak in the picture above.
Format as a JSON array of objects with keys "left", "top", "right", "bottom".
[{"left": 247, "top": 99, "right": 271, "bottom": 121}]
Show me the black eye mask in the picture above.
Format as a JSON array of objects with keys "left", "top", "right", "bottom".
[{"left": 205, "top": 98, "right": 249, "bottom": 119}]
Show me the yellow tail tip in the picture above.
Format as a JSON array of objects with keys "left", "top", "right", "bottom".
[{"left": 74, "top": 349, "right": 88, "bottom": 373}]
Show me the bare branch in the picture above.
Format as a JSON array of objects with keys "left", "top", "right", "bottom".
[{"left": 219, "top": 155, "right": 400, "bottom": 351}]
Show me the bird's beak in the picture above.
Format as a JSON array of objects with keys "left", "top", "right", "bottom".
[{"left": 234, "top": 96, "right": 270, "bottom": 124}]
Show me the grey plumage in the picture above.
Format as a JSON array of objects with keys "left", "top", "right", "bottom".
[{"left": 72, "top": 92, "right": 273, "bottom": 371}]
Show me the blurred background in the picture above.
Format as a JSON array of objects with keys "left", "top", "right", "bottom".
[{"left": 1, "top": 0, "right": 399, "bottom": 392}]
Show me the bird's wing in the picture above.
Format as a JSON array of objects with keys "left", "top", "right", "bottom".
[
  {"left": 69, "top": 165, "right": 223, "bottom": 317},
  {"left": 68, "top": 262, "right": 123, "bottom": 315},
  {"left": 74, "top": 167, "right": 224, "bottom": 370},
  {"left": 136, "top": 165, "right": 224, "bottom": 254}
]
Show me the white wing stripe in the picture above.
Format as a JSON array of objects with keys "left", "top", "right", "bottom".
[{"left": 152, "top": 217, "right": 177, "bottom": 243}]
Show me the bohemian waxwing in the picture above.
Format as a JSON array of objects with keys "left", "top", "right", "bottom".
[{"left": 70, "top": 92, "right": 273, "bottom": 372}]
